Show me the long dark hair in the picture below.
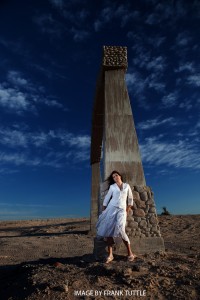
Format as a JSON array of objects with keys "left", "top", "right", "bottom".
[{"left": 107, "top": 170, "right": 123, "bottom": 186}]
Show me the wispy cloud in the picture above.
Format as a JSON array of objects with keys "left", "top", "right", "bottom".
[
  {"left": 0, "top": 37, "right": 30, "bottom": 58},
  {"left": 0, "top": 128, "right": 28, "bottom": 147},
  {"left": 161, "top": 92, "right": 179, "bottom": 108},
  {"left": 148, "top": 35, "right": 166, "bottom": 48},
  {"left": 126, "top": 35, "right": 166, "bottom": 96},
  {"left": 0, "top": 84, "right": 32, "bottom": 114},
  {"left": 144, "top": 1, "right": 197, "bottom": 27},
  {"left": 94, "top": 3, "right": 139, "bottom": 31},
  {"left": 33, "top": 14, "right": 63, "bottom": 38},
  {"left": 187, "top": 74, "right": 200, "bottom": 87},
  {"left": 0, "top": 127, "right": 90, "bottom": 149},
  {"left": 146, "top": 73, "right": 166, "bottom": 92},
  {"left": 67, "top": 135, "right": 91, "bottom": 148},
  {"left": 70, "top": 27, "right": 90, "bottom": 42},
  {"left": 179, "top": 99, "right": 193, "bottom": 111},
  {"left": 126, "top": 70, "right": 165, "bottom": 104},
  {"left": 176, "top": 31, "right": 192, "bottom": 47},
  {"left": 33, "top": 11, "right": 90, "bottom": 42},
  {"left": 146, "top": 56, "right": 166, "bottom": 72},
  {"left": 0, "top": 152, "right": 27, "bottom": 166},
  {"left": 7, "top": 71, "right": 28, "bottom": 87},
  {"left": 175, "top": 62, "right": 195, "bottom": 73},
  {"left": 126, "top": 72, "right": 145, "bottom": 94},
  {"left": 137, "top": 117, "right": 177, "bottom": 130},
  {"left": 49, "top": 0, "right": 64, "bottom": 9},
  {"left": 145, "top": 2, "right": 174, "bottom": 25},
  {"left": 0, "top": 127, "right": 90, "bottom": 170},
  {"left": 0, "top": 168, "right": 19, "bottom": 175},
  {"left": 140, "top": 136, "right": 200, "bottom": 170},
  {"left": 126, "top": 72, "right": 149, "bottom": 108},
  {"left": 0, "top": 70, "right": 65, "bottom": 114}
]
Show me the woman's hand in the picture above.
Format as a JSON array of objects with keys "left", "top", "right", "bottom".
[{"left": 126, "top": 205, "right": 132, "bottom": 214}]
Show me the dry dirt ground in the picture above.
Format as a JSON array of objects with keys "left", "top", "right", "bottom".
[{"left": 0, "top": 215, "right": 200, "bottom": 300}]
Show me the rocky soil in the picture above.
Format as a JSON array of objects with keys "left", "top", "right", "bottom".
[{"left": 0, "top": 215, "right": 200, "bottom": 300}]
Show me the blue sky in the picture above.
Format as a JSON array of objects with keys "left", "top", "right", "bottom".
[{"left": 0, "top": 0, "right": 200, "bottom": 220}]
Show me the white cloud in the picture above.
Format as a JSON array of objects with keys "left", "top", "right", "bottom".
[
  {"left": 0, "top": 168, "right": 19, "bottom": 175},
  {"left": 146, "top": 56, "right": 166, "bottom": 72},
  {"left": 126, "top": 70, "right": 165, "bottom": 97},
  {"left": 126, "top": 72, "right": 145, "bottom": 94},
  {"left": 7, "top": 71, "right": 28, "bottom": 87},
  {"left": 161, "top": 92, "right": 178, "bottom": 108},
  {"left": 146, "top": 73, "right": 165, "bottom": 92},
  {"left": 42, "top": 98, "right": 64, "bottom": 108},
  {"left": 68, "top": 135, "right": 91, "bottom": 148},
  {"left": 94, "top": 3, "right": 139, "bottom": 31},
  {"left": 133, "top": 50, "right": 152, "bottom": 69},
  {"left": 148, "top": 36, "right": 166, "bottom": 48},
  {"left": 0, "top": 128, "right": 28, "bottom": 147},
  {"left": 31, "top": 132, "right": 50, "bottom": 147},
  {"left": 49, "top": 0, "right": 64, "bottom": 9},
  {"left": 33, "top": 14, "right": 54, "bottom": 28},
  {"left": 137, "top": 117, "right": 177, "bottom": 130},
  {"left": 120, "top": 10, "right": 140, "bottom": 27},
  {"left": 0, "top": 127, "right": 90, "bottom": 149},
  {"left": 145, "top": 13, "right": 160, "bottom": 25},
  {"left": 196, "top": 121, "right": 200, "bottom": 128},
  {"left": 94, "top": 20, "right": 102, "bottom": 32},
  {"left": 140, "top": 136, "right": 200, "bottom": 170},
  {"left": 127, "top": 41, "right": 166, "bottom": 93},
  {"left": 176, "top": 31, "right": 192, "bottom": 47},
  {"left": 131, "top": 40, "right": 166, "bottom": 73},
  {"left": 33, "top": 14, "right": 63, "bottom": 38},
  {"left": 70, "top": 27, "right": 90, "bottom": 42},
  {"left": 0, "top": 152, "right": 26, "bottom": 166},
  {"left": 0, "top": 84, "right": 31, "bottom": 113},
  {"left": 0, "top": 127, "right": 90, "bottom": 170},
  {"left": 175, "top": 62, "right": 195, "bottom": 73},
  {"left": 0, "top": 71, "right": 65, "bottom": 114},
  {"left": 145, "top": 2, "right": 189, "bottom": 26},
  {"left": 187, "top": 74, "right": 200, "bottom": 87},
  {"left": 179, "top": 99, "right": 193, "bottom": 110},
  {"left": 0, "top": 37, "right": 30, "bottom": 58},
  {"left": 73, "top": 150, "right": 89, "bottom": 162}
]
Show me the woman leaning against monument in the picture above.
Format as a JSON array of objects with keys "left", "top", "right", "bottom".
[{"left": 96, "top": 170, "right": 136, "bottom": 263}]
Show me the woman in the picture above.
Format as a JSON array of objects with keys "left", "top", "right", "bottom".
[{"left": 96, "top": 170, "right": 136, "bottom": 263}]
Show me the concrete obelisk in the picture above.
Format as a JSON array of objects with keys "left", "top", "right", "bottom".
[{"left": 90, "top": 46, "right": 164, "bottom": 255}]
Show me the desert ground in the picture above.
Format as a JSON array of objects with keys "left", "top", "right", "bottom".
[{"left": 0, "top": 215, "right": 200, "bottom": 300}]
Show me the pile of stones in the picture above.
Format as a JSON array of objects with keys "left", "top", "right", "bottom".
[{"left": 126, "top": 186, "right": 162, "bottom": 238}]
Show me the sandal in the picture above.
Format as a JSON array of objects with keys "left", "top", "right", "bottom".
[
  {"left": 105, "top": 255, "right": 114, "bottom": 264},
  {"left": 127, "top": 254, "right": 136, "bottom": 262}
]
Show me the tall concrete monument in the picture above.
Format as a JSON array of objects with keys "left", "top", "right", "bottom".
[{"left": 90, "top": 46, "right": 164, "bottom": 255}]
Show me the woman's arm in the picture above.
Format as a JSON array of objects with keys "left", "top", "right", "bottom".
[
  {"left": 102, "top": 185, "right": 113, "bottom": 209},
  {"left": 127, "top": 184, "right": 133, "bottom": 206},
  {"left": 127, "top": 184, "right": 134, "bottom": 213}
]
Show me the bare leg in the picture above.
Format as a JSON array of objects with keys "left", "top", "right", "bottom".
[
  {"left": 107, "top": 237, "right": 114, "bottom": 257},
  {"left": 105, "top": 237, "right": 114, "bottom": 263},
  {"left": 122, "top": 239, "right": 135, "bottom": 257}
]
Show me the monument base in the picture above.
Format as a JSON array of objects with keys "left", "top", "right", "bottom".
[{"left": 93, "top": 237, "right": 165, "bottom": 260}]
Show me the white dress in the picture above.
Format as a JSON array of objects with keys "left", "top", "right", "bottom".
[{"left": 96, "top": 183, "right": 133, "bottom": 244}]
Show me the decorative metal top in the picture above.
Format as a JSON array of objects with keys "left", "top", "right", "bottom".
[{"left": 102, "top": 46, "right": 128, "bottom": 70}]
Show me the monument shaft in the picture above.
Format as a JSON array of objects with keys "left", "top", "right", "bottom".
[
  {"left": 104, "top": 68, "right": 145, "bottom": 185},
  {"left": 90, "top": 46, "right": 164, "bottom": 254}
]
